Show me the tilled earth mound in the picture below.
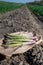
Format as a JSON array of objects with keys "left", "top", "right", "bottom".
[{"left": 24, "top": 42, "right": 43, "bottom": 65}]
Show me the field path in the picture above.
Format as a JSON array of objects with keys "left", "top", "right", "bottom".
[{"left": 0, "top": 5, "right": 43, "bottom": 38}]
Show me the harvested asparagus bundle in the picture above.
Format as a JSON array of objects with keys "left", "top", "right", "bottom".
[
  {"left": 2, "top": 32, "right": 41, "bottom": 47},
  {"left": 7, "top": 34, "right": 32, "bottom": 46}
]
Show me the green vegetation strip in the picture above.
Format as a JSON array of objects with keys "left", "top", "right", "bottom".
[
  {"left": 27, "top": 4, "right": 43, "bottom": 16},
  {"left": 0, "top": 1, "right": 24, "bottom": 14}
]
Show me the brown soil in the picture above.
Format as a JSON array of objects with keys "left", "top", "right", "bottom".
[
  {"left": 37, "top": 16, "right": 43, "bottom": 22},
  {"left": 33, "top": 13, "right": 43, "bottom": 22}
]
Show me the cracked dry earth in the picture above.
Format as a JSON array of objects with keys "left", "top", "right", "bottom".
[{"left": 0, "top": 5, "right": 43, "bottom": 65}]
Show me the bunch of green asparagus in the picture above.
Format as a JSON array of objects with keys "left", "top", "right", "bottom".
[{"left": 7, "top": 34, "right": 32, "bottom": 46}]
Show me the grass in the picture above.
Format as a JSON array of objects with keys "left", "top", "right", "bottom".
[
  {"left": 0, "top": 1, "right": 24, "bottom": 14},
  {"left": 27, "top": 4, "right": 43, "bottom": 16}
]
